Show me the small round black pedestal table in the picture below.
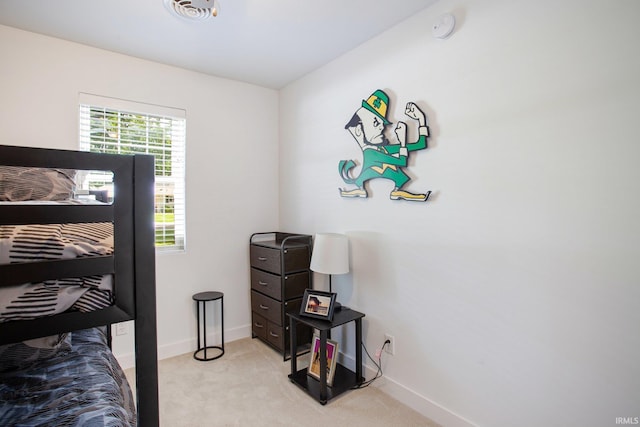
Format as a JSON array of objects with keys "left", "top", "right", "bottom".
[{"left": 192, "top": 291, "right": 224, "bottom": 361}]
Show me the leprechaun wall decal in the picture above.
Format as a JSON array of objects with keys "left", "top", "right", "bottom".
[{"left": 338, "top": 89, "right": 431, "bottom": 202}]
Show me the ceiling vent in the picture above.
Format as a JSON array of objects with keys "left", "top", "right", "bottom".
[{"left": 164, "top": 0, "right": 219, "bottom": 21}]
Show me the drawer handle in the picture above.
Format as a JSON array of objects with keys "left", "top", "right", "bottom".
[
  {"left": 269, "top": 331, "right": 279, "bottom": 338},
  {"left": 258, "top": 257, "right": 267, "bottom": 261},
  {"left": 254, "top": 322, "right": 264, "bottom": 328},
  {"left": 259, "top": 304, "right": 269, "bottom": 310},
  {"left": 258, "top": 281, "right": 268, "bottom": 286}
]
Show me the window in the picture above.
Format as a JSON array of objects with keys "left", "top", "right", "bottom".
[{"left": 79, "top": 93, "right": 186, "bottom": 251}]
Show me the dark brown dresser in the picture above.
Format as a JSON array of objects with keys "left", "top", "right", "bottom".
[{"left": 250, "top": 232, "right": 313, "bottom": 360}]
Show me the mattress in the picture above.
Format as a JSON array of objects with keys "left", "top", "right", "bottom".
[
  {"left": 0, "top": 219, "right": 114, "bottom": 322},
  {"left": 0, "top": 327, "right": 136, "bottom": 426}
]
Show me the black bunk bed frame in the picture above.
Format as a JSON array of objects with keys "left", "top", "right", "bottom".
[{"left": 0, "top": 144, "right": 159, "bottom": 426}]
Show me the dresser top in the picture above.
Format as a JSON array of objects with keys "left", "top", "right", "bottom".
[{"left": 251, "top": 232, "right": 311, "bottom": 249}]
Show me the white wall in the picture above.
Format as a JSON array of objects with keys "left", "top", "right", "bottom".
[
  {"left": 279, "top": 0, "right": 640, "bottom": 426},
  {"left": 0, "top": 25, "right": 279, "bottom": 362}
]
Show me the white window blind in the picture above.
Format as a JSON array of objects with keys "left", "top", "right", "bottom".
[{"left": 79, "top": 93, "right": 186, "bottom": 251}]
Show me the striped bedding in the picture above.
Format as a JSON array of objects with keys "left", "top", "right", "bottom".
[
  {"left": 0, "top": 219, "right": 114, "bottom": 322},
  {"left": 0, "top": 327, "right": 136, "bottom": 426}
]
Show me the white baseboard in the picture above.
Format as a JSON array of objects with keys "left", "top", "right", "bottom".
[
  {"left": 340, "top": 352, "right": 477, "bottom": 427},
  {"left": 115, "top": 324, "right": 251, "bottom": 370}
]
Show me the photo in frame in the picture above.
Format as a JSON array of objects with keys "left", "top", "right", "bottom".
[
  {"left": 300, "top": 289, "right": 337, "bottom": 321},
  {"left": 307, "top": 334, "right": 339, "bottom": 386}
]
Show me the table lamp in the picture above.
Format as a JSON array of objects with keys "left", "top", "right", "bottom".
[{"left": 310, "top": 233, "right": 349, "bottom": 311}]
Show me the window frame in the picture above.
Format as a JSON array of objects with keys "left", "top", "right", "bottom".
[{"left": 78, "top": 93, "right": 186, "bottom": 252}]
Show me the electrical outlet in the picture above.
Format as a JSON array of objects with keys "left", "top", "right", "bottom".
[
  {"left": 116, "top": 322, "right": 128, "bottom": 336},
  {"left": 384, "top": 334, "right": 395, "bottom": 355}
]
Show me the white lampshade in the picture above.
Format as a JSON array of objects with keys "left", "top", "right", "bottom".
[{"left": 310, "top": 233, "right": 349, "bottom": 275}]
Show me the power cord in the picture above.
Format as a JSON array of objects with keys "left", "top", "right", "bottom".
[{"left": 351, "top": 339, "right": 390, "bottom": 389}]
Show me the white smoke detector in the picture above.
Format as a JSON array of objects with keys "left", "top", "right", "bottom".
[
  {"left": 432, "top": 13, "right": 456, "bottom": 39},
  {"left": 164, "top": 0, "right": 219, "bottom": 21}
]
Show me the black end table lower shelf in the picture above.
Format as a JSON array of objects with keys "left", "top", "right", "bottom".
[{"left": 287, "top": 308, "right": 365, "bottom": 404}]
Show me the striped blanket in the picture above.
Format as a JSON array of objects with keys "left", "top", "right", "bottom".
[{"left": 0, "top": 222, "right": 114, "bottom": 322}]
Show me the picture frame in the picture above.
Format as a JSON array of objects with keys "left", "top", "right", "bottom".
[
  {"left": 307, "top": 334, "right": 339, "bottom": 386},
  {"left": 300, "top": 289, "right": 337, "bottom": 321}
]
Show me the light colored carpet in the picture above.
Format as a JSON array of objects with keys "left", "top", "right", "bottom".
[{"left": 125, "top": 337, "right": 440, "bottom": 427}]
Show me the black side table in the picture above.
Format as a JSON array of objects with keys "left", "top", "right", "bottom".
[
  {"left": 287, "top": 308, "right": 365, "bottom": 404},
  {"left": 193, "top": 291, "right": 225, "bottom": 361}
]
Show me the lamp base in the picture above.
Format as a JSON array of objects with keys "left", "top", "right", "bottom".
[{"left": 334, "top": 301, "right": 343, "bottom": 312}]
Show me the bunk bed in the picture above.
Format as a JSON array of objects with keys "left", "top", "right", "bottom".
[{"left": 0, "top": 144, "right": 159, "bottom": 426}]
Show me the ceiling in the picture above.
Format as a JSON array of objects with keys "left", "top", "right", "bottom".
[{"left": 0, "top": 0, "right": 438, "bottom": 89}]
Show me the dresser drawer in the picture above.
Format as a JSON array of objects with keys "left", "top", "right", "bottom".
[
  {"left": 251, "top": 290, "right": 282, "bottom": 325},
  {"left": 250, "top": 244, "right": 309, "bottom": 275},
  {"left": 251, "top": 268, "right": 309, "bottom": 301},
  {"left": 250, "top": 268, "right": 280, "bottom": 300},
  {"left": 266, "top": 317, "right": 312, "bottom": 352},
  {"left": 251, "top": 312, "right": 268, "bottom": 340},
  {"left": 266, "top": 322, "right": 285, "bottom": 350},
  {"left": 251, "top": 290, "right": 305, "bottom": 326}
]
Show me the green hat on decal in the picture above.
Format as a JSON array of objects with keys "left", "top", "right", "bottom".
[{"left": 362, "top": 89, "right": 391, "bottom": 125}]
